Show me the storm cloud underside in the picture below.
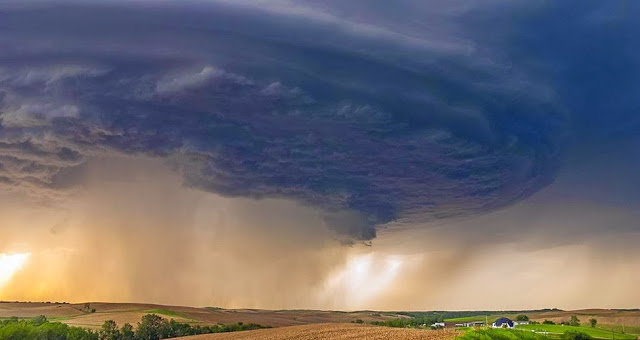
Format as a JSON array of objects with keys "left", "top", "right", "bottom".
[{"left": 0, "top": 1, "right": 582, "bottom": 239}]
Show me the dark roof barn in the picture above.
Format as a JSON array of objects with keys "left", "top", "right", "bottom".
[{"left": 494, "top": 317, "right": 514, "bottom": 328}]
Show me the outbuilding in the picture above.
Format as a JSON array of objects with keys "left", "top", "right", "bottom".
[{"left": 492, "top": 318, "right": 515, "bottom": 329}]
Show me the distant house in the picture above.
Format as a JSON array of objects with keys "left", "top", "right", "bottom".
[
  {"left": 492, "top": 318, "right": 515, "bottom": 329},
  {"left": 514, "top": 320, "right": 530, "bottom": 326},
  {"left": 430, "top": 322, "right": 445, "bottom": 329}
]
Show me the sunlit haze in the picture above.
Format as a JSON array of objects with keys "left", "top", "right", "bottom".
[{"left": 0, "top": 253, "right": 29, "bottom": 288}]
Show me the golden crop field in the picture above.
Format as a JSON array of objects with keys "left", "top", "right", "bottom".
[{"left": 181, "top": 323, "right": 461, "bottom": 340}]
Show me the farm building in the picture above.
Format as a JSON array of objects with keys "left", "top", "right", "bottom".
[
  {"left": 492, "top": 317, "right": 515, "bottom": 328},
  {"left": 454, "top": 321, "right": 485, "bottom": 327}
]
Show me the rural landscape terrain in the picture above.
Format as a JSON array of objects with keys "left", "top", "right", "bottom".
[{"left": 1, "top": 302, "right": 639, "bottom": 339}]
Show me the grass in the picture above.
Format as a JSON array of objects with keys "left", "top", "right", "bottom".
[
  {"left": 519, "top": 324, "right": 637, "bottom": 339},
  {"left": 143, "top": 309, "right": 188, "bottom": 319},
  {"left": 458, "top": 328, "right": 549, "bottom": 340},
  {"left": 47, "top": 316, "right": 72, "bottom": 321},
  {"left": 596, "top": 324, "right": 640, "bottom": 336},
  {"left": 0, "top": 316, "right": 71, "bottom": 322}
]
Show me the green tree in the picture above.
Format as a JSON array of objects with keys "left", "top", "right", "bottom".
[
  {"left": 0, "top": 321, "right": 35, "bottom": 339},
  {"left": 516, "top": 314, "right": 530, "bottom": 321},
  {"left": 31, "top": 315, "right": 48, "bottom": 326},
  {"left": 99, "top": 320, "right": 122, "bottom": 340},
  {"left": 121, "top": 323, "right": 135, "bottom": 340},
  {"left": 167, "top": 319, "right": 188, "bottom": 337},
  {"left": 135, "top": 314, "right": 170, "bottom": 340},
  {"left": 68, "top": 327, "right": 100, "bottom": 340},
  {"left": 588, "top": 318, "right": 597, "bottom": 328},
  {"left": 35, "top": 321, "right": 70, "bottom": 340},
  {"left": 569, "top": 315, "right": 580, "bottom": 327}
]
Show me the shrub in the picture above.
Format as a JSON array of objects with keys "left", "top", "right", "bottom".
[
  {"left": 31, "top": 315, "right": 48, "bottom": 326},
  {"left": 569, "top": 315, "right": 580, "bottom": 327},
  {"left": 561, "top": 330, "right": 593, "bottom": 340}
]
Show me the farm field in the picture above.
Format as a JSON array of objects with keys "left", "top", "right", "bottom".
[
  {"left": 0, "top": 302, "right": 402, "bottom": 329},
  {"left": 458, "top": 328, "right": 549, "bottom": 340},
  {"left": 519, "top": 323, "right": 637, "bottom": 339},
  {"left": 180, "top": 323, "right": 461, "bottom": 340},
  {"left": 444, "top": 309, "right": 640, "bottom": 338},
  {"left": 2, "top": 302, "right": 640, "bottom": 339}
]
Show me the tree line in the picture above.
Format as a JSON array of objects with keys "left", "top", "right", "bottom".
[
  {"left": 0, "top": 314, "right": 267, "bottom": 340},
  {"left": 369, "top": 314, "right": 443, "bottom": 328}
]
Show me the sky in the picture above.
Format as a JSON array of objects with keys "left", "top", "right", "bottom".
[{"left": 0, "top": 0, "right": 639, "bottom": 310}]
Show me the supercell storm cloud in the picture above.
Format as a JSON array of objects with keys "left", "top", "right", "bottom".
[{"left": 0, "top": 0, "right": 637, "bottom": 239}]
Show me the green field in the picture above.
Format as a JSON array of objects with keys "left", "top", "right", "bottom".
[
  {"left": 458, "top": 328, "right": 549, "bottom": 340},
  {"left": 596, "top": 324, "right": 640, "bottom": 336},
  {"left": 519, "top": 324, "right": 637, "bottom": 339}
]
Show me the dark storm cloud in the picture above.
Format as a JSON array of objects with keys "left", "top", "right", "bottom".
[{"left": 1, "top": 0, "right": 636, "bottom": 239}]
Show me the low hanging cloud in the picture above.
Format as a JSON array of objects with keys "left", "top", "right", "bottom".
[{"left": 1, "top": 0, "right": 638, "bottom": 240}]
